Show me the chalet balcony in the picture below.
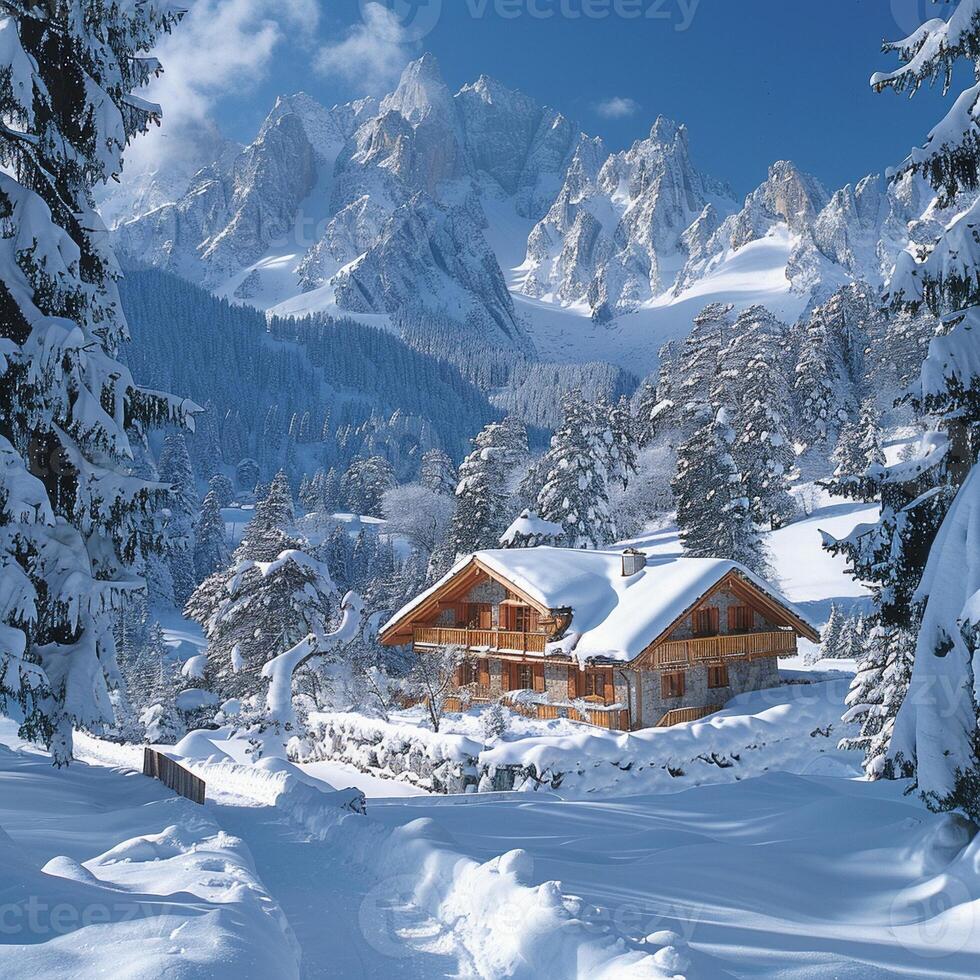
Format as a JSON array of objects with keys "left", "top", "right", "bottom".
[
  {"left": 416, "top": 625, "right": 797, "bottom": 665},
  {"left": 646, "top": 629, "right": 798, "bottom": 668},
  {"left": 413, "top": 625, "right": 549, "bottom": 654}
]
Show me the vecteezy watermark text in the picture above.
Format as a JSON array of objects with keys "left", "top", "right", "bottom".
[{"left": 362, "top": 0, "right": 701, "bottom": 40}]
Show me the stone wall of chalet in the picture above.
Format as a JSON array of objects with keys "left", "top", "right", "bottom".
[{"left": 634, "top": 656, "right": 780, "bottom": 727}]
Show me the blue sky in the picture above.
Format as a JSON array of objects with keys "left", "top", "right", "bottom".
[{"left": 154, "top": 0, "right": 960, "bottom": 195}]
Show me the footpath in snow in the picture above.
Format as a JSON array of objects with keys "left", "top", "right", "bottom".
[{"left": 1, "top": 719, "right": 687, "bottom": 978}]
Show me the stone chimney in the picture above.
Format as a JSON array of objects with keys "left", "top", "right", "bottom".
[{"left": 621, "top": 548, "right": 647, "bottom": 577}]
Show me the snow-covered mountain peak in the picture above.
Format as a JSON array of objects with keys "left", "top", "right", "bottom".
[
  {"left": 107, "top": 64, "right": 966, "bottom": 375},
  {"left": 259, "top": 92, "right": 360, "bottom": 162},
  {"left": 647, "top": 114, "right": 686, "bottom": 145},
  {"left": 729, "top": 159, "right": 828, "bottom": 249},
  {"left": 520, "top": 110, "right": 736, "bottom": 319},
  {"left": 381, "top": 54, "right": 456, "bottom": 128}
]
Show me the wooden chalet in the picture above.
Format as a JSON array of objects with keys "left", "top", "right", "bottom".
[{"left": 380, "top": 547, "right": 820, "bottom": 731}]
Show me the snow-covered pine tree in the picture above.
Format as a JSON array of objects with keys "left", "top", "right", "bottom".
[
  {"left": 298, "top": 473, "right": 316, "bottom": 514},
  {"left": 820, "top": 603, "right": 846, "bottom": 659},
  {"left": 858, "top": 399, "right": 886, "bottom": 468},
  {"left": 792, "top": 284, "right": 875, "bottom": 461},
  {"left": 237, "top": 471, "right": 295, "bottom": 561},
  {"left": 187, "top": 544, "right": 337, "bottom": 703},
  {"left": 720, "top": 307, "right": 797, "bottom": 528},
  {"left": 420, "top": 449, "right": 456, "bottom": 496},
  {"left": 0, "top": 1, "right": 192, "bottom": 763},
  {"left": 157, "top": 432, "right": 198, "bottom": 605},
  {"left": 674, "top": 304, "right": 734, "bottom": 432},
  {"left": 537, "top": 391, "right": 617, "bottom": 550},
  {"left": 609, "top": 395, "right": 638, "bottom": 491},
  {"left": 186, "top": 472, "right": 336, "bottom": 702},
  {"left": 833, "top": 398, "right": 886, "bottom": 486},
  {"left": 826, "top": 2, "right": 980, "bottom": 810},
  {"left": 481, "top": 700, "right": 508, "bottom": 743},
  {"left": 194, "top": 489, "right": 229, "bottom": 582},
  {"left": 236, "top": 458, "right": 260, "bottom": 494},
  {"left": 342, "top": 456, "right": 395, "bottom": 518},
  {"left": 634, "top": 342, "right": 681, "bottom": 449},
  {"left": 441, "top": 418, "right": 528, "bottom": 564},
  {"left": 839, "top": 625, "right": 890, "bottom": 756},
  {"left": 836, "top": 615, "right": 866, "bottom": 662},
  {"left": 208, "top": 473, "right": 235, "bottom": 508},
  {"left": 321, "top": 467, "right": 341, "bottom": 513},
  {"left": 325, "top": 524, "right": 354, "bottom": 592},
  {"left": 117, "top": 620, "right": 174, "bottom": 729},
  {"left": 672, "top": 407, "right": 769, "bottom": 576},
  {"left": 633, "top": 379, "right": 660, "bottom": 449},
  {"left": 862, "top": 627, "right": 915, "bottom": 779}
]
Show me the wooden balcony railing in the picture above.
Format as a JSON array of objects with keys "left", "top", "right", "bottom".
[
  {"left": 413, "top": 625, "right": 548, "bottom": 654},
  {"left": 656, "top": 705, "right": 721, "bottom": 728},
  {"left": 646, "top": 630, "right": 797, "bottom": 668}
]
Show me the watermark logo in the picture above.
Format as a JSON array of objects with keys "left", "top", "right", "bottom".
[
  {"left": 360, "top": 0, "right": 444, "bottom": 41},
  {"left": 359, "top": 0, "right": 700, "bottom": 37},
  {"left": 888, "top": 872, "right": 975, "bottom": 959},
  {"left": 889, "top": 0, "right": 942, "bottom": 38}
]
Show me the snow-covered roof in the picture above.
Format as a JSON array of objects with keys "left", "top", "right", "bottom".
[{"left": 381, "top": 546, "right": 818, "bottom": 663}]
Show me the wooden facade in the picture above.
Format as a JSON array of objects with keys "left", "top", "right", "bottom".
[{"left": 381, "top": 555, "right": 819, "bottom": 733}]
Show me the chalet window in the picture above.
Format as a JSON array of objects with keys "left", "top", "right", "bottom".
[
  {"left": 727, "top": 605, "right": 753, "bottom": 633},
  {"left": 707, "top": 665, "right": 729, "bottom": 689},
  {"left": 461, "top": 660, "right": 480, "bottom": 686},
  {"left": 661, "top": 670, "right": 686, "bottom": 699},
  {"left": 518, "top": 663, "right": 534, "bottom": 690},
  {"left": 693, "top": 607, "right": 720, "bottom": 637},
  {"left": 584, "top": 671, "right": 605, "bottom": 699}
]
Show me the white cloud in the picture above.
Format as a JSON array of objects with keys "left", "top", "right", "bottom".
[
  {"left": 127, "top": 0, "right": 318, "bottom": 166},
  {"left": 595, "top": 96, "right": 641, "bottom": 119},
  {"left": 314, "top": 3, "right": 417, "bottom": 94}
]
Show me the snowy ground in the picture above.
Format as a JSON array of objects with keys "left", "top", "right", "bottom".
[
  {"left": 0, "top": 719, "right": 300, "bottom": 978},
  {"left": 5, "top": 490, "right": 979, "bottom": 977},
  {"left": 367, "top": 770, "right": 980, "bottom": 978}
]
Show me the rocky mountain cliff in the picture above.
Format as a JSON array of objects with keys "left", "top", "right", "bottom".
[
  {"left": 107, "top": 55, "right": 964, "bottom": 368},
  {"left": 520, "top": 116, "right": 736, "bottom": 320}
]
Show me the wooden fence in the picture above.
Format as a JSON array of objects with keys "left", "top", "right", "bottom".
[{"left": 143, "top": 747, "right": 206, "bottom": 804}]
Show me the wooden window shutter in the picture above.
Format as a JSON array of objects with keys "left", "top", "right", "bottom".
[
  {"left": 506, "top": 662, "right": 517, "bottom": 691},
  {"left": 605, "top": 668, "right": 615, "bottom": 703},
  {"left": 694, "top": 607, "right": 720, "bottom": 637},
  {"left": 661, "top": 670, "right": 686, "bottom": 699},
  {"left": 478, "top": 658, "right": 490, "bottom": 688},
  {"left": 533, "top": 663, "right": 546, "bottom": 692},
  {"left": 567, "top": 666, "right": 579, "bottom": 698},
  {"left": 728, "top": 606, "right": 752, "bottom": 631}
]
